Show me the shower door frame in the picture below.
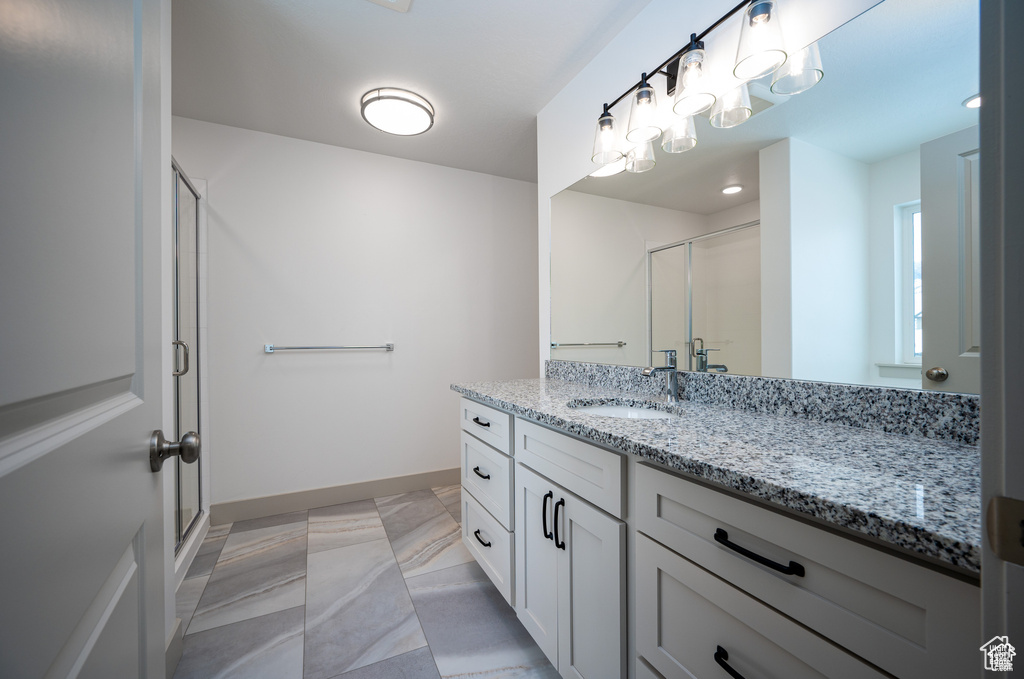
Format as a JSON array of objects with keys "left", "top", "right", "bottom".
[
  {"left": 646, "top": 220, "right": 761, "bottom": 371},
  {"left": 171, "top": 157, "right": 207, "bottom": 555}
]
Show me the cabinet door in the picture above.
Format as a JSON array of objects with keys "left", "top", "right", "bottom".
[
  {"left": 558, "top": 490, "right": 626, "bottom": 679},
  {"left": 515, "top": 464, "right": 559, "bottom": 667}
]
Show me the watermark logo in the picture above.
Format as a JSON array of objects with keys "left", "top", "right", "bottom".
[{"left": 981, "top": 636, "right": 1016, "bottom": 672}]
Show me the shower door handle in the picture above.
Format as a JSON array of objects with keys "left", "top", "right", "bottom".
[
  {"left": 172, "top": 340, "right": 190, "bottom": 376},
  {"left": 150, "top": 430, "right": 201, "bottom": 472}
]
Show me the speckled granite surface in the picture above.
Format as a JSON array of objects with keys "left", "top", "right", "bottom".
[
  {"left": 451, "top": 378, "right": 982, "bottom": 574},
  {"left": 545, "top": 360, "right": 981, "bottom": 445}
]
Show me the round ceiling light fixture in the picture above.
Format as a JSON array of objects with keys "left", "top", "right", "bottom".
[
  {"left": 722, "top": 185, "right": 743, "bottom": 195},
  {"left": 962, "top": 94, "right": 981, "bottom": 109},
  {"left": 360, "top": 88, "right": 434, "bottom": 135}
]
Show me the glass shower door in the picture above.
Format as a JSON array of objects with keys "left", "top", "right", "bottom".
[{"left": 174, "top": 162, "right": 202, "bottom": 550}]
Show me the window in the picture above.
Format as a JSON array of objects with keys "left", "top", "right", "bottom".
[{"left": 899, "top": 202, "right": 923, "bottom": 364}]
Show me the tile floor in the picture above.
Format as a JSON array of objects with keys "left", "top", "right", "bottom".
[{"left": 174, "top": 485, "right": 558, "bottom": 679}]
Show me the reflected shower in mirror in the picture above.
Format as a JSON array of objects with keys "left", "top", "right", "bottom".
[{"left": 550, "top": 0, "right": 980, "bottom": 393}]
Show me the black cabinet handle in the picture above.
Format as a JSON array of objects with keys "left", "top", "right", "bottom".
[
  {"left": 473, "top": 529, "right": 491, "bottom": 548},
  {"left": 472, "top": 417, "right": 490, "bottom": 428},
  {"left": 472, "top": 466, "right": 491, "bottom": 480},
  {"left": 554, "top": 498, "right": 566, "bottom": 550},
  {"left": 542, "top": 491, "right": 554, "bottom": 540},
  {"left": 714, "top": 646, "right": 746, "bottom": 679},
  {"left": 714, "top": 528, "right": 805, "bottom": 577}
]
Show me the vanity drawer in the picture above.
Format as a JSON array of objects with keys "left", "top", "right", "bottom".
[
  {"left": 514, "top": 418, "right": 623, "bottom": 518},
  {"left": 636, "top": 534, "right": 887, "bottom": 679},
  {"left": 460, "top": 398, "right": 512, "bottom": 454},
  {"left": 462, "top": 488, "right": 513, "bottom": 606},
  {"left": 635, "top": 463, "right": 980, "bottom": 679},
  {"left": 460, "top": 430, "right": 513, "bottom": 530}
]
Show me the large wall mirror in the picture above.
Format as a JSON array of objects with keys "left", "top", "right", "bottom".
[{"left": 550, "top": 0, "right": 980, "bottom": 394}]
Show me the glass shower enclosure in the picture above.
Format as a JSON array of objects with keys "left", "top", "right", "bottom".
[{"left": 172, "top": 158, "right": 202, "bottom": 551}]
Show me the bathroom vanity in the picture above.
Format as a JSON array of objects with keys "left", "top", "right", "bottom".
[{"left": 453, "top": 365, "right": 981, "bottom": 679}]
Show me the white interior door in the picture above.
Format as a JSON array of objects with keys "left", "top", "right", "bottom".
[
  {"left": 0, "top": 0, "right": 168, "bottom": 676},
  {"left": 921, "top": 125, "right": 981, "bottom": 393}
]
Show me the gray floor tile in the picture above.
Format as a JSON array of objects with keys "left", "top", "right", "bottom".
[
  {"left": 376, "top": 491, "right": 473, "bottom": 579},
  {"left": 173, "top": 606, "right": 304, "bottom": 679},
  {"left": 432, "top": 485, "right": 461, "bottom": 524},
  {"left": 304, "top": 538, "right": 427, "bottom": 679},
  {"left": 406, "top": 561, "right": 558, "bottom": 679},
  {"left": 185, "top": 525, "right": 232, "bottom": 579},
  {"left": 308, "top": 499, "right": 387, "bottom": 554},
  {"left": 335, "top": 647, "right": 440, "bottom": 679},
  {"left": 189, "top": 521, "right": 307, "bottom": 635},
  {"left": 177, "top": 574, "right": 209, "bottom": 635},
  {"left": 231, "top": 510, "right": 309, "bottom": 534}
]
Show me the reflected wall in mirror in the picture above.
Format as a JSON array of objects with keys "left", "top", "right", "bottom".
[{"left": 550, "top": 0, "right": 980, "bottom": 393}]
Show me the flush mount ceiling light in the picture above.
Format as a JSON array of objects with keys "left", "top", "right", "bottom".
[
  {"left": 589, "top": 1, "right": 823, "bottom": 173},
  {"left": 722, "top": 185, "right": 743, "bottom": 194},
  {"left": 360, "top": 88, "right": 434, "bottom": 136},
  {"left": 962, "top": 94, "right": 981, "bottom": 109}
]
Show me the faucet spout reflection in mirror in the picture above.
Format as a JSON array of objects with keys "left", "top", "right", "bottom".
[{"left": 691, "top": 337, "right": 728, "bottom": 373}]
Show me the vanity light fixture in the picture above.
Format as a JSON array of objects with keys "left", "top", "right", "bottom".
[
  {"left": 771, "top": 41, "right": 824, "bottom": 95},
  {"left": 734, "top": 0, "right": 788, "bottom": 79},
  {"left": 722, "top": 184, "right": 743, "bottom": 194},
  {"left": 962, "top": 94, "right": 981, "bottom": 109},
  {"left": 592, "top": 104, "right": 623, "bottom": 164},
  {"left": 626, "top": 73, "right": 663, "bottom": 143},
  {"left": 672, "top": 35, "right": 716, "bottom": 118},
  {"left": 590, "top": 0, "right": 822, "bottom": 171},
  {"left": 360, "top": 88, "right": 434, "bottom": 136}
]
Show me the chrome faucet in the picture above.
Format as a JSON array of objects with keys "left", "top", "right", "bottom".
[{"left": 643, "top": 349, "right": 679, "bottom": 402}]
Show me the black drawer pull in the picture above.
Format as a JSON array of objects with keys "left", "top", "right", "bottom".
[
  {"left": 714, "top": 528, "right": 805, "bottom": 577},
  {"left": 472, "top": 466, "right": 491, "bottom": 480},
  {"left": 542, "top": 491, "right": 554, "bottom": 540},
  {"left": 472, "top": 417, "right": 491, "bottom": 428},
  {"left": 473, "top": 529, "right": 491, "bottom": 548},
  {"left": 714, "top": 646, "right": 746, "bottom": 679},
  {"left": 554, "top": 498, "right": 566, "bottom": 550}
]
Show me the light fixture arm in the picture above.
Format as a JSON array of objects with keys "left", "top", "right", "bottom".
[{"left": 603, "top": 0, "right": 752, "bottom": 109}]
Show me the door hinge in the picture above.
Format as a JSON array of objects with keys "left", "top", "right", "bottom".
[{"left": 986, "top": 496, "right": 1024, "bottom": 566}]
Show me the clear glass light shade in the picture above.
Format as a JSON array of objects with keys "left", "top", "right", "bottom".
[
  {"left": 673, "top": 49, "right": 716, "bottom": 117},
  {"left": 625, "top": 142, "right": 656, "bottom": 173},
  {"left": 662, "top": 115, "right": 697, "bottom": 153},
  {"left": 591, "top": 111, "right": 623, "bottom": 165},
  {"left": 771, "top": 42, "right": 823, "bottom": 95},
  {"left": 734, "top": 0, "right": 788, "bottom": 80},
  {"left": 590, "top": 157, "right": 627, "bottom": 177},
  {"left": 360, "top": 88, "right": 434, "bottom": 135},
  {"left": 626, "top": 84, "right": 662, "bottom": 143},
  {"left": 709, "top": 84, "right": 752, "bottom": 129}
]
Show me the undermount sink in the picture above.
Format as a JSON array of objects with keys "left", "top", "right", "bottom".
[{"left": 571, "top": 404, "right": 676, "bottom": 419}]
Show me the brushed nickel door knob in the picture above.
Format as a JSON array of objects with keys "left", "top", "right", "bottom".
[
  {"left": 925, "top": 367, "right": 949, "bottom": 382},
  {"left": 150, "top": 430, "right": 201, "bottom": 472}
]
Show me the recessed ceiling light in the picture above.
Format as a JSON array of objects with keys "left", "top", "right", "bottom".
[
  {"left": 722, "top": 185, "right": 743, "bottom": 195},
  {"left": 962, "top": 94, "right": 981, "bottom": 109},
  {"left": 361, "top": 88, "right": 434, "bottom": 136}
]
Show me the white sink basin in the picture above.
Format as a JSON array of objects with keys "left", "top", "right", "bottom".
[{"left": 572, "top": 404, "right": 675, "bottom": 419}]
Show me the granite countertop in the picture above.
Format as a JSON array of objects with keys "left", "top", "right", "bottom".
[{"left": 451, "top": 378, "right": 982, "bottom": 574}]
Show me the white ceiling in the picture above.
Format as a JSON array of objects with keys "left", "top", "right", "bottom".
[
  {"left": 567, "top": 0, "right": 980, "bottom": 215},
  {"left": 171, "top": 0, "right": 655, "bottom": 183}
]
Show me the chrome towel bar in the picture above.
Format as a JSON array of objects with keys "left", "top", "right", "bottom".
[
  {"left": 550, "top": 341, "right": 626, "bottom": 348},
  {"left": 264, "top": 343, "right": 394, "bottom": 353}
]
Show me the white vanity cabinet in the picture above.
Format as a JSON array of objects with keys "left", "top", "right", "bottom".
[
  {"left": 515, "top": 461, "right": 626, "bottom": 679},
  {"left": 634, "top": 463, "right": 981, "bottom": 679},
  {"left": 459, "top": 398, "right": 515, "bottom": 605}
]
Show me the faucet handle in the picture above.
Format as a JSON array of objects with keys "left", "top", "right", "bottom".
[{"left": 654, "top": 349, "right": 677, "bottom": 368}]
